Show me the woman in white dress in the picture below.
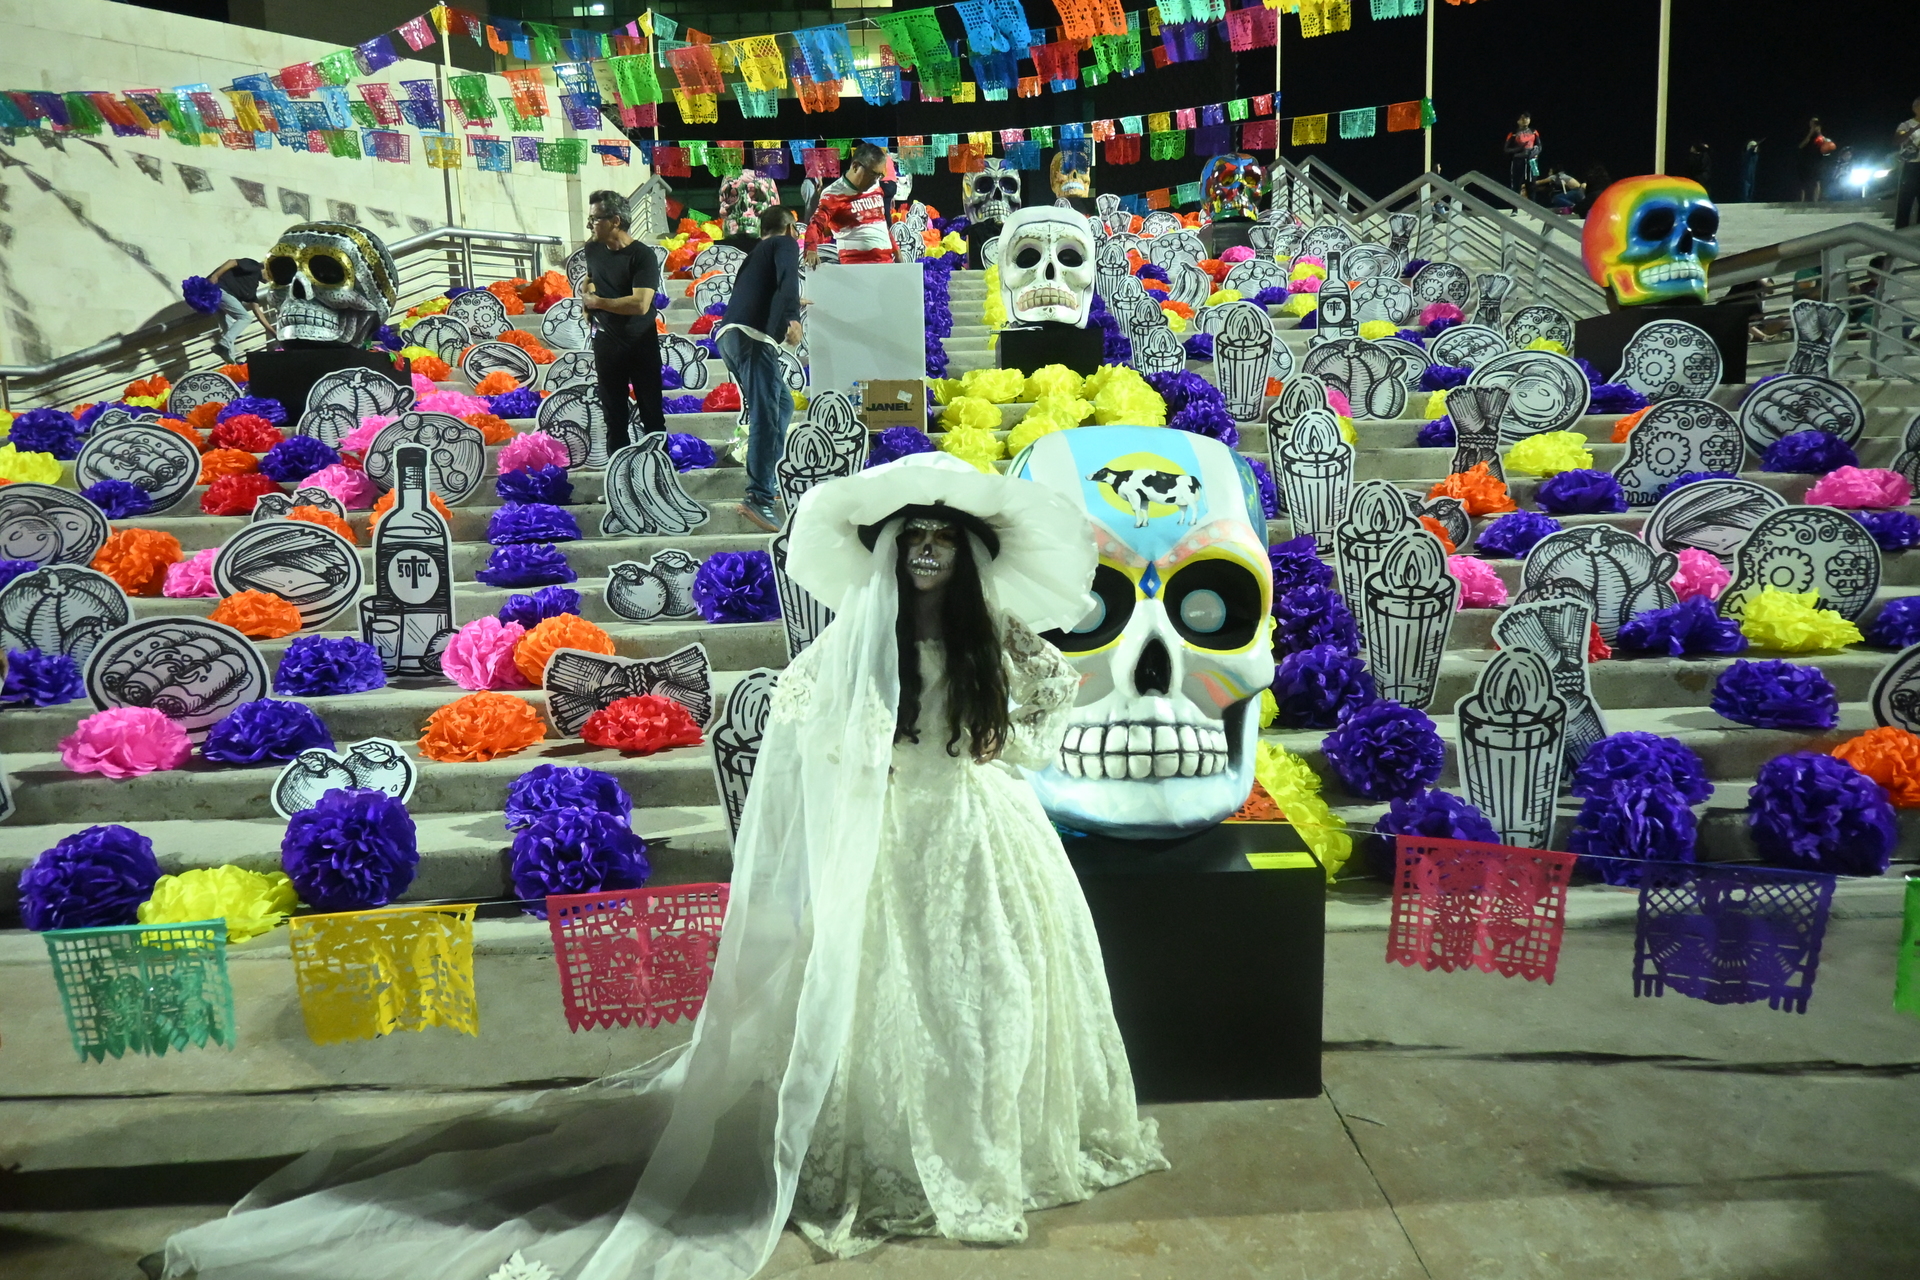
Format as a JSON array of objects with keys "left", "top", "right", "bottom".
[{"left": 165, "top": 454, "right": 1163, "bottom": 1279}]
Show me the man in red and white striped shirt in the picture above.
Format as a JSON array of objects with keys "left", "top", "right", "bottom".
[{"left": 804, "top": 143, "right": 897, "bottom": 266}]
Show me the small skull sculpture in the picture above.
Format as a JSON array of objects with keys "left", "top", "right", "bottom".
[
  {"left": 1581, "top": 175, "right": 1720, "bottom": 306},
  {"left": 262, "top": 221, "right": 399, "bottom": 347},
  {"left": 964, "top": 157, "right": 1022, "bottom": 225},
  {"left": 1200, "top": 152, "right": 1266, "bottom": 220},
  {"left": 999, "top": 206, "right": 1097, "bottom": 327},
  {"left": 1051, "top": 149, "right": 1093, "bottom": 200}
]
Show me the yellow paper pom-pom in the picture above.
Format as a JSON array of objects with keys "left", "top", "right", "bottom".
[
  {"left": 1253, "top": 741, "right": 1351, "bottom": 881},
  {"left": 1023, "top": 364, "right": 1085, "bottom": 402},
  {"left": 0, "top": 409, "right": 12, "bottom": 439},
  {"left": 941, "top": 230, "right": 965, "bottom": 255},
  {"left": 1029, "top": 393, "right": 1093, "bottom": 426},
  {"left": 409, "top": 296, "right": 450, "bottom": 316},
  {"left": 941, "top": 395, "right": 1003, "bottom": 432},
  {"left": 124, "top": 394, "right": 167, "bottom": 410},
  {"left": 1092, "top": 381, "right": 1169, "bottom": 427},
  {"left": 1007, "top": 412, "right": 1069, "bottom": 453},
  {"left": 1281, "top": 293, "right": 1318, "bottom": 317},
  {"left": 1258, "top": 688, "right": 1278, "bottom": 728},
  {"left": 1082, "top": 363, "right": 1145, "bottom": 398},
  {"left": 1424, "top": 388, "right": 1450, "bottom": 420},
  {"left": 958, "top": 366, "right": 1027, "bottom": 404},
  {"left": 792, "top": 390, "right": 808, "bottom": 411},
  {"left": 938, "top": 423, "right": 1006, "bottom": 472},
  {"left": 0, "top": 444, "right": 62, "bottom": 483},
  {"left": 1523, "top": 337, "right": 1570, "bottom": 355},
  {"left": 982, "top": 264, "right": 1007, "bottom": 330},
  {"left": 1336, "top": 415, "right": 1358, "bottom": 445},
  {"left": 1288, "top": 263, "right": 1328, "bottom": 282},
  {"left": 1504, "top": 430, "right": 1595, "bottom": 477},
  {"left": 1205, "top": 288, "right": 1242, "bottom": 307},
  {"left": 139, "top": 865, "right": 298, "bottom": 943},
  {"left": 928, "top": 377, "right": 963, "bottom": 406},
  {"left": 1163, "top": 308, "right": 1189, "bottom": 333},
  {"left": 1737, "top": 588, "right": 1864, "bottom": 652},
  {"left": 1358, "top": 320, "right": 1399, "bottom": 341},
  {"left": 398, "top": 344, "right": 439, "bottom": 364}
]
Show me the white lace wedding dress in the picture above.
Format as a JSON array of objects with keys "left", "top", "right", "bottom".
[{"left": 788, "top": 618, "right": 1169, "bottom": 1255}]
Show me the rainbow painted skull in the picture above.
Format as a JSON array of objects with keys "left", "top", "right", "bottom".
[
  {"left": 1201, "top": 152, "right": 1266, "bottom": 220},
  {"left": 1581, "top": 176, "right": 1720, "bottom": 306}
]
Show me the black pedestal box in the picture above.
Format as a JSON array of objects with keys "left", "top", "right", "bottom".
[
  {"left": 1202, "top": 219, "right": 1258, "bottom": 256},
  {"left": 966, "top": 220, "right": 1003, "bottom": 270},
  {"left": 997, "top": 322, "right": 1106, "bottom": 377},
  {"left": 1573, "top": 303, "right": 1751, "bottom": 385},
  {"left": 246, "top": 345, "right": 409, "bottom": 420}
]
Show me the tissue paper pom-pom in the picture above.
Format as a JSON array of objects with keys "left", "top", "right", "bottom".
[
  {"left": 275, "top": 635, "right": 386, "bottom": 696},
  {"left": 441, "top": 616, "right": 531, "bottom": 690},
  {"left": 1280, "top": 293, "right": 1319, "bottom": 318},
  {"left": 1418, "top": 302, "right": 1464, "bottom": 327},
  {"left": 941, "top": 395, "right": 1002, "bottom": 432},
  {"left": 303, "top": 464, "right": 378, "bottom": 510},
  {"left": 693, "top": 550, "right": 780, "bottom": 623},
  {"left": 488, "top": 388, "right": 543, "bottom": 419},
  {"left": 498, "top": 431, "right": 570, "bottom": 473},
  {"left": 1023, "top": 364, "right": 1085, "bottom": 401},
  {"left": 19, "top": 826, "right": 164, "bottom": 931},
  {"left": 0, "top": 559, "right": 37, "bottom": 590},
  {"left": 7, "top": 408, "right": 83, "bottom": 458},
  {"left": 1856, "top": 510, "right": 1920, "bottom": 551},
  {"left": 1610, "top": 406, "right": 1652, "bottom": 443},
  {"left": 59, "top": 706, "right": 192, "bottom": 779},
  {"left": 701, "top": 383, "right": 741, "bottom": 412},
  {"left": 202, "top": 698, "right": 334, "bottom": 765},
  {"left": 1363, "top": 790, "right": 1501, "bottom": 880},
  {"left": 464, "top": 412, "right": 515, "bottom": 444},
  {"left": 1322, "top": 700, "right": 1446, "bottom": 801},
  {"left": 1805, "top": 465, "right": 1912, "bottom": 509},
  {"left": 201, "top": 472, "right": 283, "bottom": 516},
  {"left": 1427, "top": 463, "right": 1517, "bottom": 515},
  {"left": 1590, "top": 625, "right": 1613, "bottom": 663},
  {"left": 938, "top": 423, "right": 1007, "bottom": 471},
  {"left": 1504, "top": 431, "right": 1594, "bottom": 477},
  {"left": 1616, "top": 596, "right": 1748, "bottom": 657},
  {"left": 506, "top": 763, "right": 633, "bottom": 831},
  {"left": 1747, "top": 753, "right": 1896, "bottom": 876},
  {"left": 182, "top": 275, "right": 224, "bottom": 314},
  {"left": 475, "top": 542, "right": 575, "bottom": 588},
  {"left": 1220, "top": 246, "right": 1255, "bottom": 264},
  {"left": 498, "top": 585, "right": 581, "bottom": 630},
  {"left": 688, "top": 313, "right": 720, "bottom": 335},
  {"left": 207, "top": 414, "right": 284, "bottom": 453},
  {"left": 1246, "top": 455, "right": 1280, "bottom": 519},
  {"left": 281, "top": 788, "right": 419, "bottom": 911},
  {"left": 1273, "top": 584, "right": 1361, "bottom": 657},
  {"left": 1415, "top": 416, "right": 1455, "bottom": 447},
  {"left": 1271, "top": 645, "right": 1376, "bottom": 729},
  {"left": 495, "top": 328, "right": 553, "bottom": 361},
  {"left": 1137, "top": 263, "right": 1172, "bottom": 285},
  {"left": 1572, "top": 731, "right": 1713, "bottom": 803},
  {"left": 283, "top": 505, "right": 357, "bottom": 547},
  {"left": 1760, "top": 430, "right": 1857, "bottom": 473},
  {"left": 0, "top": 444, "right": 63, "bottom": 483},
  {"left": 368, "top": 488, "right": 454, "bottom": 530},
  {"left": 1588, "top": 383, "right": 1649, "bottom": 414},
  {"left": 1656, "top": 469, "right": 1738, "bottom": 499},
  {"left": 1182, "top": 333, "right": 1215, "bottom": 361},
  {"left": 217, "top": 396, "right": 286, "bottom": 425},
  {"left": 513, "top": 613, "right": 615, "bottom": 685},
  {"left": 1169, "top": 401, "right": 1240, "bottom": 447},
  {"left": 472, "top": 370, "right": 521, "bottom": 396},
  {"left": 1091, "top": 380, "right": 1169, "bottom": 427},
  {"left": 1535, "top": 469, "right": 1627, "bottom": 514},
  {"left": 1473, "top": 510, "right": 1561, "bottom": 558},
  {"left": 1710, "top": 658, "right": 1839, "bottom": 730},
  {"left": 667, "top": 433, "right": 716, "bottom": 472},
  {"left": 2, "top": 647, "right": 84, "bottom": 706},
  {"left": 1737, "top": 588, "right": 1863, "bottom": 652},
  {"left": 1254, "top": 286, "right": 1289, "bottom": 307},
  {"left": 1423, "top": 389, "right": 1451, "bottom": 419},
  {"left": 90, "top": 528, "right": 181, "bottom": 596},
  {"left": 162, "top": 546, "right": 220, "bottom": 598},
  {"left": 418, "top": 691, "right": 546, "bottom": 762},
  {"left": 663, "top": 395, "right": 704, "bottom": 414},
  {"left": 78, "top": 478, "right": 154, "bottom": 519},
  {"left": 1418, "top": 364, "right": 1472, "bottom": 392},
  {"left": 511, "top": 809, "right": 651, "bottom": 902},
  {"left": 139, "top": 865, "right": 297, "bottom": 942},
  {"left": 1447, "top": 555, "right": 1508, "bottom": 608},
  {"left": 208, "top": 589, "right": 303, "bottom": 639},
  {"left": 866, "top": 426, "right": 936, "bottom": 467},
  {"left": 1670, "top": 548, "right": 1731, "bottom": 600},
  {"left": 259, "top": 435, "right": 338, "bottom": 483},
  {"left": 496, "top": 465, "right": 573, "bottom": 506},
  {"left": 1269, "top": 536, "right": 1336, "bottom": 594},
  {"left": 417, "top": 391, "right": 489, "bottom": 419},
  {"left": 1570, "top": 780, "right": 1697, "bottom": 886},
  {"left": 581, "top": 694, "right": 706, "bottom": 754},
  {"left": 1420, "top": 517, "right": 1456, "bottom": 555},
  {"left": 1006, "top": 410, "right": 1070, "bottom": 453},
  {"left": 404, "top": 351, "right": 451, "bottom": 381},
  {"left": 1145, "top": 369, "right": 1224, "bottom": 416},
  {"left": 197, "top": 447, "right": 261, "bottom": 484},
  {"left": 1866, "top": 596, "right": 1920, "bottom": 647},
  {"left": 1357, "top": 320, "right": 1398, "bottom": 342},
  {"left": 1829, "top": 727, "right": 1920, "bottom": 808},
  {"left": 487, "top": 502, "right": 582, "bottom": 545}
]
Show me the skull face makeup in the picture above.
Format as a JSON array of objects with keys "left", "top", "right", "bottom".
[
  {"left": 262, "top": 221, "right": 399, "bottom": 346},
  {"left": 1201, "top": 152, "right": 1266, "bottom": 220},
  {"left": 1051, "top": 149, "right": 1092, "bottom": 200},
  {"left": 964, "top": 157, "right": 1022, "bottom": 224},
  {"left": 999, "top": 206, "right": 1097, "bottom": 327},
  {"left": 902, "top": 518, "right": 959, "bottom": 593},
  {"left": 1581, "top": 176, "right": 1720, "bottom": 306}
]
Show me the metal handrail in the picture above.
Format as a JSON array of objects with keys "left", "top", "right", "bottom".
[{"left": 1710, "top": 222, "right": 1920, "bottom": 383}]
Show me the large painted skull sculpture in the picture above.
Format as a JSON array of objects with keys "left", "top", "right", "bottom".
[
  {"left": 964, "top": 156, "right": 1022, "bottom": 224},
  {"left": 999, "top": 206, "right": 1097, "bottom": 327},
  {"left": 1011, "top": 426, "right": 1274, "bottom": 839},
  {"left": 1581, "top": 176, "right": 1720, "bottom": 306},
  {"left": 1051, "top": 149, "right": 1093, "bottom": 200},
  {"left": 1201, "top": 152, "right": 1266, "bottom": 221},
  {"left": 262, "top": 221, "right": 400, "bottom": 346}
]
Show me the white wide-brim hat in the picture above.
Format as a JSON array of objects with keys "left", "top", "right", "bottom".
[{"left": 785, "top": 453, "right": 1097, "bottom": 632}]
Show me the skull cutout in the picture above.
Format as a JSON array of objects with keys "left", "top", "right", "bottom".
[
  {"left": 999, "top": 207, "right": 1097, "bottom": 327},
  {"left": 1051, "top": 149, "right": 1093, "bottom": 200},
  {"left": 1201, "top": 153, "right": 1266, "bottom": 221},
  {"left": 262, "top": 221, "right": 398, "bottom": 346},
  {"left": 1011, "top": 427, "right": 1274, "bottom": 839},
  {"left": 1581, "top": 176, "right": 1720, "bottom": 306},
  {"left": 965, "top": 157, "right": 1022, "bottom": 224}
]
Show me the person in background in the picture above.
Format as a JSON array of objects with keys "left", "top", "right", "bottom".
[
  {"left": 804, "top": 143, "right": 896, "bottom": 266},
  {"left": 207, "top": 257, "right": 271, "bottom": 363},
  {"left": 1504, "top": 114, "right": 1541, "bottom": 192},
  {"left": 1737, "top": 140, "right": 1761, "bottom": 203},
  {"left": 1895, "top": 96, "right": 1920, "bottom": 229},
  {"left": 718, "top": 167, "right": 782, "bottom": 252},
  {"left": 579, "top": 189, "right": 666, "bottom": 452},
  {"left": 717, "top": 207, "right": 805, "bottom": 534},
  {"left": 1530, "top": 170, "right": 1585, "bottom": 213},
  {"left": 1685, "top": 142, "right": 1713, "bottom": 192},
  {"left": 1797, "top": 118, "right": 1835, "bottom": 202}
]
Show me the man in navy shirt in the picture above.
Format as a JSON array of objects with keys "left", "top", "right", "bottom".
[
  {"left": 580, "top": 190, "right": 665, "bottom": 451},
  {"left": 717, "top": 206, "right": 804, "bottom": 532}
]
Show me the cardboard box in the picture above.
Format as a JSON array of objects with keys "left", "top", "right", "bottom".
[{"left": 860, "top": 379, "right": 926, "bottom": 430}]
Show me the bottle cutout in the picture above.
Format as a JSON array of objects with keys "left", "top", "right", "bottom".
[
  {"left": 1316, "top": 248, "right": 1356, "bottom": 340},
  {"left": 360, "top": 443, "right": 456, "bottom": 677}
]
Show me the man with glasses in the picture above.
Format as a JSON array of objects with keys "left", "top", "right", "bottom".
[
  {"left": 717, "top": 207, "right": 805, "bottom": 532},
  {"left": 804, "top": 143, "right": 897, "bottom": 267},
  {"left": 579, "top": 190, "right": 665, "bottom": 451}
]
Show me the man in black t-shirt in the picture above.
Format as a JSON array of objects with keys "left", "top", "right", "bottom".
[
  {"left": 580, "top": 190, "right": 666, "bottom": 451},
  {"left": 209, "top": 257, "right": 271, "bottom": 363}
]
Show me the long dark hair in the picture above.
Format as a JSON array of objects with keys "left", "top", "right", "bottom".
[{"left": 893, "top": 529, "right": 1010, "bottom": 762}]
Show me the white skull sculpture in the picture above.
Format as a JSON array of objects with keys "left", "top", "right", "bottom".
[
  {"left": 262, "top": 221, "right": 399, "bottom": 347},
  {"left": 999, "top": 206, "right": 1097, "bottom": 328},
  {"left": 964, "top": 157, "right": 1022, "bottom": 224},
  {"left": 1011, "top": 426, "right": 1275, "bottom": 839}
]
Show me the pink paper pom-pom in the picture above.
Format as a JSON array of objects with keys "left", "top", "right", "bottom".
[
  {"left": 1294, "top": 255, "right": 1325, "bottom": 268},
  {"left": 418, "top": 391, "right": 490, "bottom": 419},
  {"left": 498, "top": 431, "right": 569, "bottom": 474},
  {"left": 161, "top": 546, "right": 221, "bottom": 599},
  {"left": 305, "top": 463, "right": 379, "bottom": 510},
  {"left": 1420, "top": 302, "right": 1466, "bottom": 326},
  {"left": 1325, "top": 388, "right": 1353, "bottom": 418},
  {"left": 440, "top": 616, "right": 532, "bottom": 691},
  {"left": 1670, "top": 547, "right": 1731, "bottom": 601},
  {"left": 410, "top": 372, "right": 438, "bottom": 399},
  {"left": 59, "top": 706, "right": 192, "bottom": 779},
  {"left": 1220, "top": 245, "right": 1255, "bottom": 263},
  {"left": 339, "top": 416, "right": 392, "bottom": 455},
  {"left": 1447, "top": 555, "right": 1509, "bottom": 610},
  {"left": 1804, "top": 465, "right": 1912, "bottom": 510},
  {"left": 1290, "top": 275, "right": 1323, "bottom": 294}
]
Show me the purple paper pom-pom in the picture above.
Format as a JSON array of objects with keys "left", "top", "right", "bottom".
[
  {"left": 281, "top": 788, "right": 419, "bottom": 911},
  {"left": 1748, "top": 752, "right": 1896, "bottom": 876},
  {"left": 2, "top": 647, "right": 85, "bottom": 707},
  {"left": 0, "top": 559, "right": 38, "bottom": 590},
  {"left": 1572, "top": 731, "right": 1713, "bottom": 804},
  {"left": 1322, "top": 700, "right": 1446, "bottom": 801},
  {"left": 1273, "top": 584, "right": 1360, "bottom": 656},
  {"left": 1183, "top": 333, "right": 1215, "bottom": 361},
  {"left": 1655, "top": 470, "right": 1739, "bottom": 500},
  {"left": 274, "top": 636, "right": 387, "bottom": 696},
  {"left": 182, "top": 275, "right": 224, "bottom": 314},
  {"left": 1169, "top": 401, "right": 1239, "bottom": 447},
  {"left": 1363, "top": 788, "right": 1500, "bottom": 880},
  {"left": 1088, "top": 293, "right": 1131, "bottom": 363},
  {"left": 867, "top": 425, "right": 936, "bottom": 468},
  {"left": 1245, "top": 455, "right": 1280, "bottom": 519},
  {"left": 1616, "top": 596, "right": 1749, "bottom": 657},
  {"left": 1269, "top": 536, "right": 1336, "bottom": 595},
  {"left": 376, "top": 324, "right": 404, "bottom": 352},
  {"left": 498, "top": 585, "right": 581, "bottom": 629},
  {"left": 1415, "top": 415, "right": 1455, "bottom": 447},
  {"left": 505, "top": 764, "right": 634, "bottom": 832},
  {"left": 1136, "top": 263, "right": 1171, "bottom": 285},
  {"left": 1855, "top": 510, "right": 1920, "bottom": 551},
  {"left": 1146, "top": 369, "right": 1225, "bottom": 416},
  {"left": 217, "top": 396, "right": 286, "bottom": 425},
  {"left": 1760, "top": 430, "right": 1857, "bottom": 473},
  {"left": 1271, "top": 644, "right": 1376, "bottom": 729},
  {"left": 693, "top": 550, "right": 779, "bottom": 623},
  {"left": 445, "top": 286, "right": 476, "bottom": 299},
  {"left": 1866, "top": 596, "right": 1920, "bottom": 648},
  {"left": 78, "top": 478, "right": 154, "bottom": 519},
  {"left": 1588, "top": 382, "right": 1649, "bottom": 414},
  {"left": 476, "top": 542, "right": 576, "bottom": 587},
  {"left": 663, "top": 395, "right": 705, "bottom": 415},
  {"left": 1710, "top": 659, "right": 1839, "bottom": 730},
  {"left": 259, "top": 435, "right": 339, "bottom": 484},
  {"left": 19, "top": 825, "right": 163, "bottom": 930},
  {"left": 1401, "top": 258, "right": 1432, "bottom": 278},
  {"left": 202, "top": 698, "right": 336, "bottom": 765},
  {"left": 1253, "top": 286, "right": 1289, "bottom": 307},
  {"left": 487, "top": 502, "right": 582, "bottom": 546},
  {"left": 1473, "top": 510, "right": 1562, "bottom": 558},
  {"left": 74, "top": 402, "right": 130, "bottom": 431},
  {"left": 1421, "top": 315, "right": 1453, "bottom": 336},
  {"left": 496, "top": 464, "right": 573, "bottom": 505},
  {"left": 667, "top": 432, "right": 716, "bottom": 471},
  {"left": 8, "top": 408, "right": 83, "bottom": 458},
  {"left": 693, "top": 338, "right": 719, "bottom": 360},
  {"left": 511, "top": 808, "right": 651, "bottom": 905},
  {"left": 1392, "top": 328, "right": 1427, "bottom": 348},
  {"left": 660, "top": 365, "right": 685, "bottom": 391},
  {"left": 1535, "top": 468, "right": 1628, "bottom": 514},
  {"left": 702, "top": 301, "right": 728, "bottom": 316},
  {"left": 1418, "top": 364, "right": 1471, "bottom": 392},
  {"left": 488, "top": 388, "right": 542, "bottom": 419},
  {"left": 1571, "top": 780, "right": 1697, "bottom": 886},
  {"left": 1297, "top": 311, "right": 1319, "bottom": 331}
]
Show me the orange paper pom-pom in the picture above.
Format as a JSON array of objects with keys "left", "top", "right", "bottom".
[
  {"left": 185, "top": 402, "right": 225, "bottom": 432},
  {"left": 483, "top": 280, "right": 528, "bottom": 314},
  {"left": 198, "top": 447, "right": 260, "bottom": 483},
  {"left": 418, "top": 691, "right": 548, "bottom": 762},
  {"left": 217, "top": 363, "right": 249, "bottom": 383},
  {"left": 208, "top": 589, "right": 303, "bottom": 638},
  {"left": 513, "top": 613, "right": 615, "bottom": 686},
  {"left": 1419, "top": 515, "right": 1457, "bottom": 555},
  {"left": 157, "top": 417, "right": 204, "bottom": 450},
  {"left": 285, "top": 504, "right": 358, "bottom": 545},
  {"left": 408, "top": 353, "right": 451, "bottom": 381},
  {"left": 1266, "top": 377, "right": 1284, "bottom": 396},
  {"left": 1611, "top": 406, "right": 1652, "bottom": 444},
  {"left": 463, "top": 412, "right": 515, "bottom": 444},
  {"left": 472, "top": 370, "right": 521, "bottom": 396},
  {"left": 1830, "top": 727, "right": 1920, "bottom": 807},
  {"left": 1228, "top": 780, "right": 1284, "bottom": 822},
  {"left": 201, "top": 473, "right": 283, "bottom": 516},
  {"left": 368, "top": 487, "right": 454, "bottom": 528},
  {"left": 1199, "top": 257, "right": 1230, "bottom": 284},
  {"left": 580, "top": 695, "right": 705, "bottom": 754},
  {"left": 495, "top": 328, "right": 555, "bottom": 363},
  {"left": 1427, "top": 463, "right": 1517, "bottom": 516},
  {"left": 90, "top": 528, "right": 182, "bottom": 596},
  {"left": 1160, "top": 299, "right": 1194, "bottom": 319},
  {"left": 124, "top": 374, "right": 171, "bottom": 400}
]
